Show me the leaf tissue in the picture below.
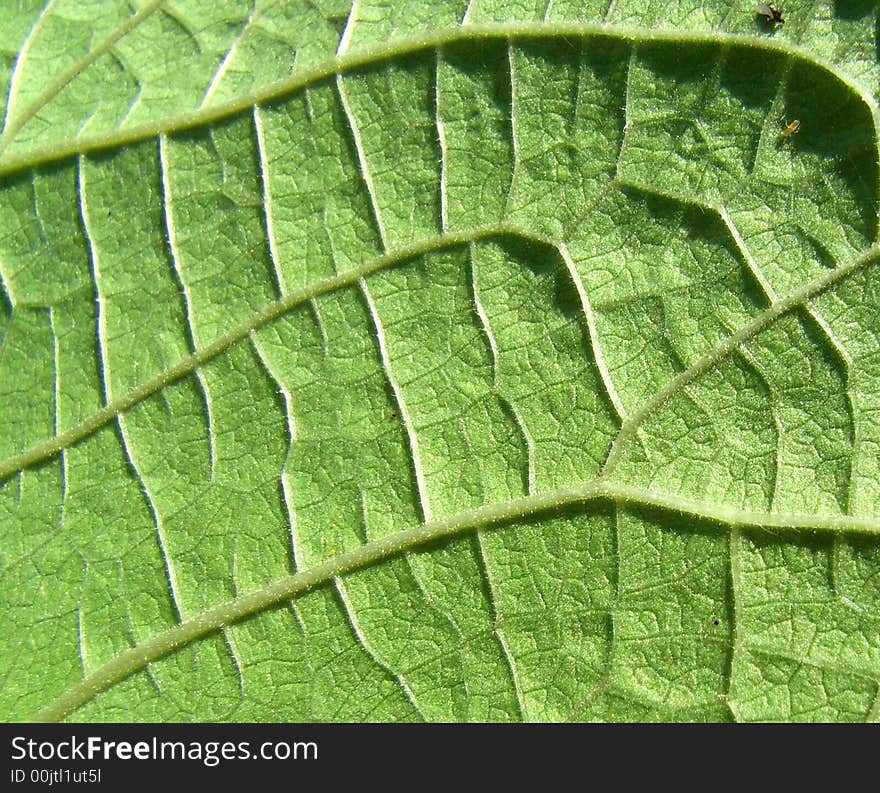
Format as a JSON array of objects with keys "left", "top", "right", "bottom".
[{"left": 1, "top": 0, "right": 879, "bottom": 722}]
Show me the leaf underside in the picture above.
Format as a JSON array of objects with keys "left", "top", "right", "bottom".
[{"left": 2, "top": 0, "right": 880, "bottom": 723}]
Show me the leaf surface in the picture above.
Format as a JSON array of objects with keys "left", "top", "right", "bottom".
[{"left": 2, "top": 1, "right": 880, "bottom": 722}]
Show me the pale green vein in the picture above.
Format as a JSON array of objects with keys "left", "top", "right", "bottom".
[
  {"left": 31, "top": 476, "right": 880, "bottom": 722},
  {"left": 199, "top": 2, "right": 257, "bottom": 109},
  {"left": 253, "top": 104, "right": 286, "bottom": 295},
  {"left": 722, "top": 205, "right": 860, "bottom": 513},
  {"left": 248, "top": 334, "right": 300, "bottom": 572},
  {"left": 435, "top": 47, "right": 449, "bottom": 234},
  {"left": 0, "top": 224, "right": 531, "bottom": 482},
  {"left": 468, "top": 245, "right": 537, "bottom": 496},
  {"left": 333, "top": 578, "right": 426, "bottom": 719},
  {"left": 46, "top": 306, "right": 68, "bottom": 517},
  {"left": 335, "top": 73, "right": 389, "bottom": 250},
  {"left": 806, "top": 304, "right": 859, "bottom": 512},
  {"left": 505, "top": 40, "right": 519, "bottom": 218},
  {"left": 0, "top": 0, "right": 164, "bottom": 157},
  {"left": 221, "top": 627, "right": 245, "bottom": 699},
  {"left": 158, "top": 132, "right": 217, "bottom": 478},
  {"left": 743, "top": 644, "right": 880, "bottom": 689},
  {"left": 4, "top": 228, "right": 880, "bottom": 490},
  {"left": 559, "top": 242, "right": 627, "bottom": 422},
  {"left": 337, "top": 0, "right": 361, "bottom": 56},
  {"left": 461, "top": 0, "right": 477, "bottom": 26},
  {"left": 359, "top": 278, "right": 432, "bottom": 521},
  {"left": 1, "top": 0, "right": 58, "bottom": 136},
  {"left": 601, "top": 243, "right": 880, "bottom": 477},
  {"left": 79, "top": 151, "right": 185, "bottom": 621},
  {"left": 0, "top": 23, "right": 876, "bottom": 177},
  {"left": 472, "top": 529, "right": 528, "bottom": 722}
]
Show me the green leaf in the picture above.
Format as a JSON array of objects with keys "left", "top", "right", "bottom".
[{"left": 2, "top": 1, "right": 880, "bottom": 723}]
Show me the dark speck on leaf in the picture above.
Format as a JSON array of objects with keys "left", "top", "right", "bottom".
[{"left": 755, "top": 3, "right": 784, "bottom": 28}]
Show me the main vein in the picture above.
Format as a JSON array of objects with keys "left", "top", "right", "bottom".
[
  {"left": 4, "top": 10, "right": 879, "bottom": 725},
  {"left": 23, "top": 234, "right": 880, "bottom": 721},
  {"left": 31, "top": 476, "right": 880, "bottom": 722},
  {"left": 0, "top": 225, "right": 532, "bottom": 481},
  {"left": 4, "top": 229, "right": 880, "bottom": 483},
  {"left": 0, "top": 22, "right": 876, "bottom": 176}
]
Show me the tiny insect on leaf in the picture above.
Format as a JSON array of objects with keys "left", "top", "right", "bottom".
[
  {"left": 781, "top": 119, "right": 801, "bottom": 138},
  {"left": 755, "top": 3, "right": 784, "bottom": 26}
]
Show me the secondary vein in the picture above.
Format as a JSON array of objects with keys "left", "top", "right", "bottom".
[
  {"left": 31, "top": 477, "right": 880, "bottom": 722},
  {"left": 0, "top": 23, "right": 876, "bottom": 177}
]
